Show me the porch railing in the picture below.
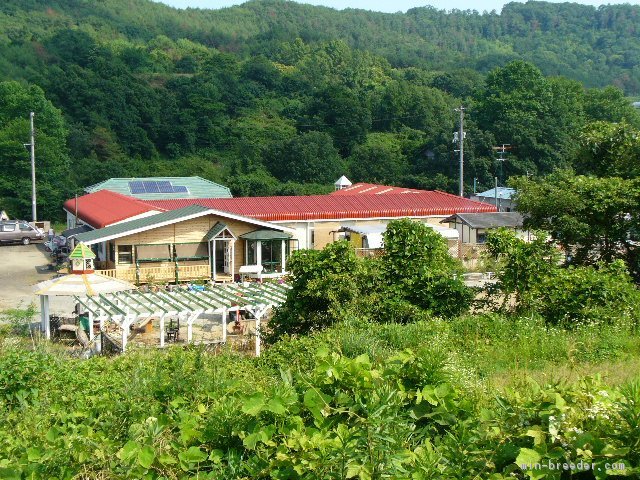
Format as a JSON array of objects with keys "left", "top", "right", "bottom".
[
  {"left": 96, "top": 269, "right": 118, "bottom": 279},
  {"left": 96, "top": 264, "right": 210, "bottom": 284}
]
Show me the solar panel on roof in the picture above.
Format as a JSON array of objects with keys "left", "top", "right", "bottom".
[
  {"left": 172, "top": 185, "right": 189, "bottom": 193},
  {"left": 143, "top": 181, "right": 160, "bottom": 193},
  {"left": 157, "top": 181, "right": 173, "bottom": 193},
  {"left": 129, "top": 181, "right": 145, "bottom": 194}
]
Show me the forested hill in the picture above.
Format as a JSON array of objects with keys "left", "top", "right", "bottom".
[
  {"left": 1, "top": 0, "right": 640, "bottom": 220},
  {"left": 3, "top": 0, "right": 640, "bottom": 93}
]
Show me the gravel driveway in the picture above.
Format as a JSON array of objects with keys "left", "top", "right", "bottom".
[{"left": 0, "top": 243, "right": 58, "bottom": 310}]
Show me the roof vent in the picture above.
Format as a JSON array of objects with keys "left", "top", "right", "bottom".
[{"left": 334, "top": 175, "right": 352, "bottom": 190}]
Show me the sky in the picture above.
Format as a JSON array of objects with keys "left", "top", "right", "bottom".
[{"left": 156, "top": 0, "right": 639, "bottom": 14}]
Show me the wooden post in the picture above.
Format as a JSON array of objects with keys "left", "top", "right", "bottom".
[
  {"left": 44, "top": 295, "right": 50, "bottom": 340},
  {"left": 159, "top": 313, "right": 166, "bottom": 348},
  {"left": 121, "top": 317, "right": 129, "bottom": 352},
  {"left": 255, "top": 313, "right": 261, "bottom": 357},
  {"left": 39, "top": 295, "right": 45, "bottom": 334},
  {"left": 40, "top": 295, "right": 51, "bottom": 339},
  {"left": 209, "top": 240, "right": 213, "bottom": 281},
  {"left": 212, "top": 240, "right": 216, "bottom": 282},
  {"left": 186, "top": 310, "right": 202, "bottom": 344},
  {"left": 231, "top": 240, "right": 235, "bottom": 282},
  {"left": 221, "top": 308, "right": 227, "bottom": 343},
  {"left": 88, "top": 310, "right": 94, "bottom": 340}
]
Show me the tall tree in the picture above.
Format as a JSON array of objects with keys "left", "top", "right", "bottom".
[
  {"left": 0, "top": 81, "right": 71, "bottom": 220},
  {"left": 574, "top": 121, "right": 640, "bottom": 179},
  {"left": 274, "top": 131, "right": 345, "bottom": 184},
  {"left": 348, "top": 133, "right": 409, "bottom": 184},
  {"left": 512, "top": 170, "right": 640, "bottom": 278},
  {"left": 473, "top": 61, "right": 577, "bottom": 175}
]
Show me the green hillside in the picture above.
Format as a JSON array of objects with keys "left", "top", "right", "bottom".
[
  {"left": 0, "top": 0, "right": 639, "bottom": 219},
  {"left": 3, "top": 0, "right": 640, "bottom": 91}
]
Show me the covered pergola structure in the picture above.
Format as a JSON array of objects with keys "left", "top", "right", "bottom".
[{"left": 66, "top": 282, "right": 291, "bottom": 355}]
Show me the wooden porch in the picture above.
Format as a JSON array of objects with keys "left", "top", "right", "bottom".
[{"left": 96, "top": 263, "right": 212, "bottom": 285}]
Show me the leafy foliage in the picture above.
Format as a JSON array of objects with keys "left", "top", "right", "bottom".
[
  {"left": 512, "top": 170, "right": 640, "bottom": 277},
  {"left": 379, "top": 218, "right": 472, "bottom": 318},
  {"left": 268, "top": 241, "right": 361, "bottom": 340},
  {"left": 0, "top": 321, "right": 638, "bottom": 478},
  {"left": 485, "top": 228, "right": 640, "bottom": 328},
  {"left": 268, "top": 219, "right": 471, "bottom": 341}
]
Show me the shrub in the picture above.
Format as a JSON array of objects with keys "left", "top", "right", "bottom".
[{"left": 531, "top": 260, "right": 640, "bottom": 327}]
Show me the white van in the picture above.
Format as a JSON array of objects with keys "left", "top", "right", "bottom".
[{"left": 0, "top": 220, "right": 44, "bottom": 245}]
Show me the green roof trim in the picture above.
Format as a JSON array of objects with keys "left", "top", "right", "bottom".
[
  {"left": 240, "top": 229, "right": 293, "bottom": 241},
  {"left": 75, "top": 205, "right": 211, "bottom": 245},
  {"left": 85, "top": 176, "right": 232, "bottom": 200},
  {"left": 204, "top": 222, "right": 228, "bottom": 241},
  {"left": 69, "top": 242, "right": 96, "bottom": 259}
]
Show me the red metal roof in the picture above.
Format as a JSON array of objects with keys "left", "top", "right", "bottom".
[
  {"left": 63, "top": 190, "right": 162, "bottom": 228},
  {"left": 331, "top": 183, "right": 429, "bottom": 195},
  {"left": 147, "top": 191, "right": 496, "bottom": 222}
]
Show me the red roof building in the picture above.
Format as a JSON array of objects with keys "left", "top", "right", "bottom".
[
  {"left": 63, "top": 187, "right": 497, "bottom": 255},
  {"left": 146, "top": 191, "right": 495, "bottom": 222},
  {"left": 63, "top": 187, "right": 496, "bottom": 253},
  {"left": 63, "top": 190, "right": 163, "bottom": 229}
]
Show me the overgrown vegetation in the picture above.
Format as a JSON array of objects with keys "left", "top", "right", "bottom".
[
  {"left": 2, "top": 221, "right": 640, "bottom": 477},
  {"left": 1, "top": 311, "right": 639, "bottom": 478},
  {"left": 268, "top": 219, "right": 471, "bottom": 340},
  {"left": 484, "top": 228, "right": 640, "bottom": 329}
]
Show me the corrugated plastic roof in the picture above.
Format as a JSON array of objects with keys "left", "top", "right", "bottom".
[
  {"left": 75, "top": 205, "right": 211, "bottom": 245},
  {"left": 441, "top": 212, "right": 524, "bottom": 229},
  {"left": 147, "top": 191, "right": 496, "bottom": 222},
  {"left": 63, "top": 190, "right": 161, "bottom": 228},
  {"left": 85, "top": 176, "right": 232, "bottom": 200},
  {"left": 475, "top": 187, "right": 516, "bottom": 200},
  {"left": 331, "top": 183, "right": 428, "bottom": 196}
]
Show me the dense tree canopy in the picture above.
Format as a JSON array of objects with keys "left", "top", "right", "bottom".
[
  {"left": 512, "top": 170, "right": 640, "bottom": 278},
  {"left": 0, "top": 81, "right": 70, "bottom": 220},
  {"left": 1, "top": 0, "right": 640, "bottom": 220}
]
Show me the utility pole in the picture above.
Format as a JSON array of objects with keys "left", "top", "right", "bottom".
[
  {"left": 23, "top": 112, "right": 37, "bottom": 222},
  {"left": 492, "top": 144, "right": 511, "bottom": 186},
  {"left": 454, "top": 106, "right": 465, "bottom": 197}
]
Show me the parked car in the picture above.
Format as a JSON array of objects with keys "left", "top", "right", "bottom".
[{"left": 0, "top": 220, "right": 45, "bottom": 245}]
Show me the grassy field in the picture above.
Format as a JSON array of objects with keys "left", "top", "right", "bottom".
[{"left": 1, "top": 309, "right": 639, "bottom": 478}]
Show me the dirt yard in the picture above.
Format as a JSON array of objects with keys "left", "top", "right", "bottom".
[{"left": 0, "top": 243, "right": 58, "bottom": 310}]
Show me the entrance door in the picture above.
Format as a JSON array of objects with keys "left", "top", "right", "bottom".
[{"left": 213, "top": 239, "right": 234, "bottom": 280}]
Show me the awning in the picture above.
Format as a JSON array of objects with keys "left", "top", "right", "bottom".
[
  {"left": 426, "top": 225, "right": 459, "bottom": 240},
  {"left": 205, "top": 222, "right": 229, "bottom": 241},
  {"left": 341, "top": 223, "right": 458, "bottom": 244},
  {"left": 34, "top": 273, "right": 136, "bottom": 297},
  {"left": 240, "top": 229, "right": 293, "bottom": 241},
  {"left": 340, "top": 225, "right": 387, "bottom": 236},
  {"left": 175, "top": 242, "right": 208, "bottom": 260},
  {"left": 340, "top": 226, "right": 386, "bottom": 249},
  {"left": 61, "top": 225, "right": 92, "bottom": 238},
  {"left": 136, "top": 244, "right": 172, "bottom": 261}
]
